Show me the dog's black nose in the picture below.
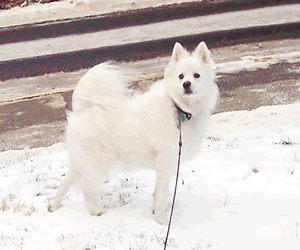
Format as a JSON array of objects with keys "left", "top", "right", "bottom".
[{"left": 183, "top": 81, "right": 191, "bottom": 89}]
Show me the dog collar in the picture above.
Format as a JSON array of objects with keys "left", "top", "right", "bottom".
[{"left": 173, "top": 102, "right": 192, "bottom": 122}]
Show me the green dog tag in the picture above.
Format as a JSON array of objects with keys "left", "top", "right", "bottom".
[{"left": 181, "top": 113, "right": 186, "bottom": 122}]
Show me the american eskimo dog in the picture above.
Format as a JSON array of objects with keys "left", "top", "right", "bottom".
[{"left": 48, "top": 41, "right": 219, "bottom": 224}]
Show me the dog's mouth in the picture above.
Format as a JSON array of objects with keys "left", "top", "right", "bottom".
[{"left": 184, "top": 88, "right": 193, "bottom": 95}]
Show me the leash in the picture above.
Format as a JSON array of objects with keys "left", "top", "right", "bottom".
[{"left": 163, "top": 105, "right": 191, "bottom": 249}]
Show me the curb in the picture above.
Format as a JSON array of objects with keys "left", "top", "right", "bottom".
[{"left": 1, "top": 21, "right": 300, "bottom": 81}]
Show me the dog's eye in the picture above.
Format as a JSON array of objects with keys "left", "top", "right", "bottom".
[
  {"left": 179, "top": 73, "right": 184, "bottom": 80},
  {"left": 194, "top": 73, "right": 200, "bottom": 79}
]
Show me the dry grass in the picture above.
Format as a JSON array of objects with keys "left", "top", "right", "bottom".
[
  {"left": 0, "top": 195, "right": 38, "bottom": 216},
  {"left": 0, "top": 199, "right": 10, "bottom": 212},
  {"left": 273, "top": 137, "right": 300, "bottom": 146}
]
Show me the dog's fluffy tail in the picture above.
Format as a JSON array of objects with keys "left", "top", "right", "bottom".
[{"left": 72, "top": 62, "right": 131, "bottom": 112}]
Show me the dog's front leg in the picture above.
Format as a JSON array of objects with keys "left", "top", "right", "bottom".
[{"left": 152, "top": 169, "right": 171, "bottom": 225}]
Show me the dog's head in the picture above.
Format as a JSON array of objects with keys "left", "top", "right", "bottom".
[{"left": 164, "top": 42, "right": 218, "bottom": 113}]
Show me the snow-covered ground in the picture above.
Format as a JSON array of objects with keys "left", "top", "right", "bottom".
[{"left": 1, "top": 103, "right": 300, "bottom": 250}]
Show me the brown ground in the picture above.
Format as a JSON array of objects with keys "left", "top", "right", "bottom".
[{"left": 0, "top": 0, "right": 59, "bottom": 10}]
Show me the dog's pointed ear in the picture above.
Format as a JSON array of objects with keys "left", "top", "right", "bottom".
[
  {"left": 193, "top": 41, "right": 213, "bottom": 65},
  {"left": 171, "top": 42, "right": 187, "bottom": 62}
]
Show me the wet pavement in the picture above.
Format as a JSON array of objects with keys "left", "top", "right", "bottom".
[{"left": 1, "top": 39, "right": 300, "bottom": 151}]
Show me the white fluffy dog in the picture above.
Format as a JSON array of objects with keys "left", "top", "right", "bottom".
[{"left": 48, "top": 41, "right": 219, "bottom": 225}]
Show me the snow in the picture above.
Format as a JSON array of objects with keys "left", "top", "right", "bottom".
[
  {"left": 215, "top": 51, "right": 300, "bottom": 74},
  {"left": 1, "top": 103, "right": 300, "bottom": 250}
]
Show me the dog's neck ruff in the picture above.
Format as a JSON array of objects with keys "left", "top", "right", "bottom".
[{"left": 173, "top": 102, "right": 192, "bottom": 122}]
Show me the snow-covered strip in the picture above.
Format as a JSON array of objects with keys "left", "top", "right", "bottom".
[
  {"left": 208, "top": 103, "right": 300, "bottom": 134},
  {"left": 215, "top": 51, "right": 300, "bottom": 74},
  {"left": 0, "top": 103, "right": 300, "bottom": 250},
  {"left": 0, "top": 0, "right": 196, "bottom": 28}
]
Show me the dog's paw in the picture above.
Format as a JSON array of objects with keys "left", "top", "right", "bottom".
[
  {"left": 154, "top": 213, "right": 169, "bottom": 225},
  {"left": 87, "top": 204, "right": 107, "bottom": 216},
  {"left": 151, "top": 204, "right": 156, "bottom": 215},
  {"left": 152, "top": 204, "right": 169, "bottom": 225},
  {"left": 47, "top": 201, "right": 60, "bottom": 213}
]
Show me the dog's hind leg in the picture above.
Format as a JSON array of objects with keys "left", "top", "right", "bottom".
[{"left": 48, "top": 169, "right": 78, "bottom": 212}]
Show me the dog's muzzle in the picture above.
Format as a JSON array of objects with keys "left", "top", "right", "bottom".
[{"left": 183, "top": 81, "right": 193, "bottom": 95}]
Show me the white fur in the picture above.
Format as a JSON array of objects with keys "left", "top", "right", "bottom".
[{"left": 48, "top": 42, "right": 219, "bottom": 225}]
